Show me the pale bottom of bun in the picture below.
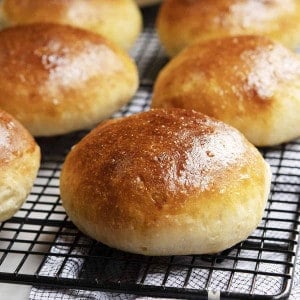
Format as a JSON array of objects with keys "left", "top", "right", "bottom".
[
  {"left": 67, "top": 162, "right": 271, "bottom": 256},
  {"left": 27, "top": 82, "right": 137, "bottom": 137},
  {"left": 234, "top": 82, "right": 300, "bottom": 147},
  {"left": 0, "top": 148, "right": 40, "bottom": 222}
]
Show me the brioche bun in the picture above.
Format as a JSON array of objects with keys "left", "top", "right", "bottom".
[
  {"left": 0, "top": 0, "right": 142, "bottom": 50},
  {"left": 152, "top": 35, "right": 300, "bottom": 146},
  {"left": 0, "top": 109, "right": 40, "bottom": 222},
  {"left": 156, "top": 0, "right": 300, "bottom": 56},
  {"left": 0, "top": 23, "right": 138, "bottom": 137},
  {"left": 60, "top": 108, "right": 271, "bottom": 256}
]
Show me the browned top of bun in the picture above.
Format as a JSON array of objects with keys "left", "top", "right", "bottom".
[
  {"left": 0, "top": 109, "right": 37, "bottom": 165},
  {"left": 158, "top": 0, "right": 299, "bottom": 29},
  {"left": 1, "top": 0, "right": 137, "bottom": 20},
  {"left": 61, "top": 108, "right": 264, "bottom": 230},
  {"left": 2, "top": 0, "right": 92, "bottom": 23},
  {"left": 0, "top": 23, "right": 137, "bottom": 135},
  {"left": 0, "top": 0, "right": 142, "bottom": 50},
  {"left": 157, "top": 0, "right": 300, "bottom": 56},
  {"left": 0, "top": 22, "right": 124, "bottom": 92},
  {"left": 152, "top": 36, "right": 300, "bottom": 139}
]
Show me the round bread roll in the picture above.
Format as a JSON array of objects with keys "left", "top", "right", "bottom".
[
  {"left": 0, "top": 23, "right": 138, "bottom": 137},
  {"left": 0, "top": 0, "right": 142, "bottom": 50},
  {"left": 0, "top": 109, "right": 40, "bottom": 222},
  {"left": 60, "top": 108, "right": 271, "bottom": 256},
  {"left": 156, "top": 0, "right": 300, "bottom": 56},
  {"left": 152, "top": 35, "right": 300, "bottom": 147}
]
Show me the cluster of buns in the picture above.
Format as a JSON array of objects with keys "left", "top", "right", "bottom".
[
  {"left": 58, "top": 1, "right": 281, "bottom": 256},
  {"left": 0, "top": 1, "right": 142, "bottom": 221},
  {"left": 153, "top": 0, "right": 300, "bottom": 147},
  {"left": 61, "top": 1, "right": 300, "bottom": 256},
  {"left": 0, "top": 1, "right": 276, "bottom": 256}
]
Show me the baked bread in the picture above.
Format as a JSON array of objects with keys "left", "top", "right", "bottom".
[
  {"left": 156, "top": 0, "right": 300, "bottom": 56},
  {"left": 0, "top": 109, "right": 40, "bottom": 222},
  {"left": 152, "top": 35, "right": 300, "bottom": 146},
  {"left": 60, "top": 108, "right": 271, "bottom": 256},
  {"left": 0, "top": 0, "right": 142, "bottom": 50},
  {"left": 0, "top": 23, "right": 139, "bottom": 137}
]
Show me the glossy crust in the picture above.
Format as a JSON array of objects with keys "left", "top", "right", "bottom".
[
  {"left": 60, "top": 108, "right": 271, "bottom": 256},
  {"left": 152, "top": 35, "right": 300, "bottom": 146},
  {"left": 0, "top": 23, "right": 138, "bottom": 137},
  {"left": 0, "top": 109, "right": 40, "bottom": 222},
  {"left": 156, "top": 0, "right": 300, "bottom": 56},
  {"left": 0, "top": 0, "right": 142, "bottom": 50}
]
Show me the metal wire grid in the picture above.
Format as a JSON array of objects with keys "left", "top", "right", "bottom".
[{"left": 0, "top": 5, "right": 299, "bottom": 300}]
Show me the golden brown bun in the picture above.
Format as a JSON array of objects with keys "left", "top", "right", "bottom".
[
  {"left": 0, "top": 23, "right": 138, "bottom": 137},
  {"left": 0, "top": 109, "right": 40, "bottom": 222},
  {"left": 60, "top": 108, "right": 271, "bottom": 256},
  {"left": 0, "top": 0, "right": 142, "bottom": 50},
  {"left": 152, "top": 35, "right": 300, "bottom": 146},
  {"left": 156, "top": 0, "right": 300, "bottom": 56}
]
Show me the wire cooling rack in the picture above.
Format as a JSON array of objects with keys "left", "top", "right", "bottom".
[{"left": 1, "top": 5, "right": 300, "bottom": 300}]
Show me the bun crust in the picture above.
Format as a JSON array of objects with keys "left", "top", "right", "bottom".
[
  {"left": 0, "top": 109, "right": 40, "bottom": 222},
  {"left": 0, "top": 0, "right": 142, "bottom": 50},
  {"left": 157, "top": 0, "right": 300, "bottom": 56},
  {"left": 0, "top": 23, "right": 138, "bottom": 137},
  {"left": 152, "top": 35, "right": 300, "bottom": 146},
  {"left": 60, "top": 108, "right": 271, "bottom": 256}
]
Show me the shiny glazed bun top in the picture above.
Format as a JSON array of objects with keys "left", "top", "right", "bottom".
[
  {"left": 152, "top": 35, "right": 300, "bottom": 146},
  {"left": 156, "top": 0, "right": 300, "bottom": 56},
  {"left": 60, "top": 108, "right": 271, "bottom": 256},
  {"left": 0, "top": 109, "right": 40, "bottom": 222},
  {"left": 0, "top": 0, "right": 142, "bottom": 50},
  {"left": 0, "top": 23, "right": 138, "bottom": 137}
]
